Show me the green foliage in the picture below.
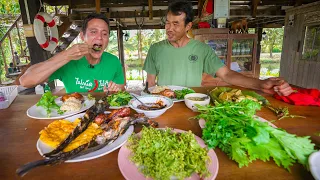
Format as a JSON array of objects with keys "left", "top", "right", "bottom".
[
  {"left": 261, "top": 28, "right": 284, "bottom": 57},
  {"left": 196, "top": 100, "right": 316, "bottom": 170},
  {"left": 0, "top": 0, "right": 20, "bottom": 14}
]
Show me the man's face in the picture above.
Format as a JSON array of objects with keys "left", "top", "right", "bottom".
[
  {"left": 165, "top": 11, "right": 191, "bottom": 42},
  {"left": 81, "top": 18, "right": 109, "bottom": 59}
]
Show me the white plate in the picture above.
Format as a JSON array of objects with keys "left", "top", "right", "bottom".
[
  {"left": 309, "top": 151, "right": 320, "bottom": 180},
  {"left": 141, "top": 85, "right": 193, "bottom": 102},
  {"left": 27, "top": 96, "right": 95, "bottom": 120},
  {"left": 36, "top": 113, "right": 134, "bottom": 163},
  {"left": 109, "top": 93, "right": 139, "bottom": 109},
  {"left": 118, "top": 128, "right": 219, "bottom": 180},
  {"left": 199, "top": 115, "right": 277, "bottom": 129}
]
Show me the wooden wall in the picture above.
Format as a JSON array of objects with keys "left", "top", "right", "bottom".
[{"left": 280, "top": 1, "right": 320, "bottom": 89}]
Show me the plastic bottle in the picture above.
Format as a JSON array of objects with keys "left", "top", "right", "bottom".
[
  {"left": 44, "top": 82, "right": 51, "bottom": 93},
  {"left": 35, "top": 84, "right": 44, "bottom": 94}
]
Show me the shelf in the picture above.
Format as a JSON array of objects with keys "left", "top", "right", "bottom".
[{"left": 231, "top": 55, "right": 252, "bottom": 58}]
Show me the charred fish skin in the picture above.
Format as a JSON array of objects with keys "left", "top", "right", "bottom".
[
  {"left": 16, "top": 113, "right": 158, "bottom": 177},
  {"left": 44, "top": 98, "right": 109, "bottom": 157}
]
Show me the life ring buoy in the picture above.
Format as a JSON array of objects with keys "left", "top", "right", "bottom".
[{"left": 33, "top": 12, "right": 59, "bottom": 52}]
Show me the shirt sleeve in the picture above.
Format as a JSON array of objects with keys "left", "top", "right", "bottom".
[
  {"left": 143, "top": 44, "right": 157, "bottom": 75},
  {"left": 113, "top": 59, "right": 125, "bottom": 84},
  {"left": 203, "top": 45, "right": 225, "bottom": 77},
  {"left": 48, "top": 64, "right": 66, "bottom": 82}
]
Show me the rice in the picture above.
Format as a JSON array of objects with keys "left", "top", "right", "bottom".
[{"left": 60, "top": 97, "right": 82, "bottom": 112}]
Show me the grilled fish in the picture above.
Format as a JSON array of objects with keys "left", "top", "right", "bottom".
[
  {"left": 44, "top": 98, "right": 109, "bottom": 157},
  {"left": 16, "top": 112, "right": 158, "bottom": 177}
]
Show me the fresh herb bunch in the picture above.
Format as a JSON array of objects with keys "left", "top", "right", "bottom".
[
  {"left": 174, "top": 88, "right": 195, "bottom": 99},
  {"left": 107, "top": 91, "right": 132, "bottom": 106},
  {"left": 127, "top": 127, "right": 211, "bottom": 180},
  {"left": 36, "top": 91, "right": 64, "bottom": 117},
  {"left": 196, "top": 100, "right": 316, "bottom": 170}
]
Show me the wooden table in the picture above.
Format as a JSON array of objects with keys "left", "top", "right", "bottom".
[{"left": 0, "top": 87, "right": 319, "bottom": 180}]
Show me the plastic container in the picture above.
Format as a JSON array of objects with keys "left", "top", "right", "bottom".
[
  {"left": 0, "top": 85, "right": 18, "bottom": 109},
  {"left": 35, "top": 84, "right": 44, "bottom": 94}
]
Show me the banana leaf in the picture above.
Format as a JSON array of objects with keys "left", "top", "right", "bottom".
[
  {"left": 209, "top": 87, "right": 232, "bottom": 103},
  {"left": 210, "top": 87, "right": 269, "bottom": 105}
]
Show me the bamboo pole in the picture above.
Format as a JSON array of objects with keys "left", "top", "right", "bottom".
[
  {"left": 0, "top": 45, "right": 8, "bottom": 75},
  {"left": 7, "top": 33, "right": 15, "bottom": 67}
]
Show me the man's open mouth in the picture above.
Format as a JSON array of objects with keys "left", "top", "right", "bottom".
[{"left": 92, "top": 44, "right": 102, "bottom": 52}]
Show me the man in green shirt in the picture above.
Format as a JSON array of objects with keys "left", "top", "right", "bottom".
[
  {"left": 20, "top": 13, "right": 124, "bottom": 93},
  {"left": 143, "top": 1, "right": 293, "bottom": 96}
]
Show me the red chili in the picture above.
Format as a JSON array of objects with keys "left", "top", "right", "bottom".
[{"left": 88, "top": 80, "right": 99, "bottom": 92}]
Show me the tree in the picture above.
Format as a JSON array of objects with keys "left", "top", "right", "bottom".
[{"left": 261, "top": 28, "right": 284, "bottom": 58}]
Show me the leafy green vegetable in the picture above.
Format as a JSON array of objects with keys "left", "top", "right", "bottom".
[
  {"left": 174, "top": 88, "right": 195, "bottom": 99},
  {"left": 127, "top": 127, "right": 211, "bottom": 180},
  {"left": 107, "top": 91, "right": 132, "bottom": 106},
  {"left": 195, "top": 99, "right": 316, "bottom": 170},
  {"left": 36, "top": 91, "right": 64, "bottom": 117}
]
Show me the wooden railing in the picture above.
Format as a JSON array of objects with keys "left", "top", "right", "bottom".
[{"left": 0, "top": 14, "right": 29, "bottom": 84}]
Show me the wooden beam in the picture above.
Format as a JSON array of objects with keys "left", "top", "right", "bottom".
[
  {"left": 148, "top": 0, "right": 153, "bottom": 20},
  {"left": 251, "top": 0, "right": 259, "bottom": 18},
  {"left": 95, "top": 0, "right": 101, "bottom": 13},
  {"left": 110, "top": 25, "right": 164, "bottom": 30}
]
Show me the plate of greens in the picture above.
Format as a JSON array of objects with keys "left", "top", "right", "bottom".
[
  {"left": 141, "top": 85, "right": 195, "bottom": 102},
  {"left": 27, "top": 92, "right": 95, "bottom": 120},
  {"left": 118, "top": 127, "right": 219, "bottom": 180},
  {"left": 107, "top": 91, "right": 137, "bottom": 109}
]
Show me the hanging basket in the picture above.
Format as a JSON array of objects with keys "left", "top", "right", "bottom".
[{"left": 33, "top": 12, "right": 59, "bottom": 52}]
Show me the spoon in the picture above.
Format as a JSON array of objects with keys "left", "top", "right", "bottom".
[{"left": 131, "top": 93, "right": 153, "bottom": 108}]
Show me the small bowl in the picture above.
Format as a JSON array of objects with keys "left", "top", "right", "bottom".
[
  {"left": 184, "top": 93, "right": 210, "bottom": 112},
  {"left": 128, "top": 95, "right": 174, "bottom": 118},
  {"left": 309, "top": 151, "right": 320, "bottom": 180}
]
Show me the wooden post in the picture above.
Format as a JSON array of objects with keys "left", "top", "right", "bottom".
[
  {"left": 95, "top": 0, "right": 101, "bottom": 13},
  {"left": 148, "top": 0, "right": 153, "bottom": 20},
  {"left": 117, "top": 26, "right": 126, "bottom": 85},
  {"left": 18, "top": 0, "right": 52, "bottom": 65},
  {"left": 255, "top": 27, "right": 262, "bottom": 64},
  {"left": 251, "top": 0, "right": 259, "bottom": 18}
]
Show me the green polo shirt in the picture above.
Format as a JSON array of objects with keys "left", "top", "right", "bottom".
[{"left": 143, "top": 39, "right": 225, "bottom": 87}]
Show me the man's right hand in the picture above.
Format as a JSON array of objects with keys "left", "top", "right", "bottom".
[{"left": 65, "top": 43, "right": 90, "bottom": 61}]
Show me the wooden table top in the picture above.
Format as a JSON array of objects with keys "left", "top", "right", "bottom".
[{"left": 0, "top": 87, "right": 319, "bottom": 180}]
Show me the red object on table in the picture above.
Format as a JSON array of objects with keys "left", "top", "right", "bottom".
[
  {"left": 198, "top": 22, "right": 210, "bottom": 28},
  {"left": 274, "top": 88, "right": 320, "bottom": 106}
]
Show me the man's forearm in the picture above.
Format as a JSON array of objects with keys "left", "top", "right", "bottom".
[
  {"left": 218, "top": 68, "right": 262, "bottom": 90},
  {"left": 20, "top": 51, "right": 70, "bottom": 87}
]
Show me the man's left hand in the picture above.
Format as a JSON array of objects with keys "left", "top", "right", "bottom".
[
  {"left": 103, "top": 81, "right": 122, "bottom": 94},
  {"left": 260, "top": 77, "right": 293, "bottom": 96}
]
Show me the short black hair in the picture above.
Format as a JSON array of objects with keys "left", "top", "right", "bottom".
[
  {"left": 81, "top": 13, "right": 110, "bottom": 34},
  {"left": 168, "top": 0, "right": 194, "bottom": 25}
]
